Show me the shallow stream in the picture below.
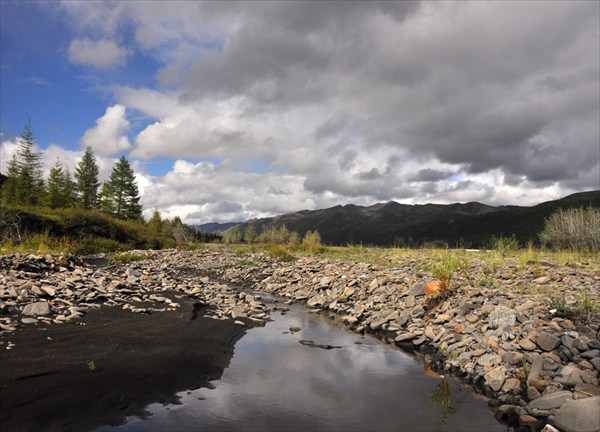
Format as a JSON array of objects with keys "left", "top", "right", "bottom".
[{"left": 97, "top": 294, "right": 507, "bottom": 432}]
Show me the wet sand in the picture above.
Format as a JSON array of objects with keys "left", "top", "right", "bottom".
[{"left": 0, "top": 296, "right": 247, "bottom": 432}]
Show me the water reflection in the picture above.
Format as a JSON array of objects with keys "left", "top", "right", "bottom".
[{"left": 99, "top": 301, "right": 506, "bottom": 432}]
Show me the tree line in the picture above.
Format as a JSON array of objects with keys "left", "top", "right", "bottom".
[{"left": 2, "top": 121, "right": 142, "bottom": 220}]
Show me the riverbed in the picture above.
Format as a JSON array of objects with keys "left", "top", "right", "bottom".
[{"left": 97, "top": 294, "right": 507, "bottom": 432}]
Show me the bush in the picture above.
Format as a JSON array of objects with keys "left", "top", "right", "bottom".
[{"left": 540, "top": 207, "right": 600, "bottom": 251}]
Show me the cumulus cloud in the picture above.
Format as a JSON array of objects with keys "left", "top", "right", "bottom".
[
  {"left": 56, "top": 1, "right": 599, "bottom": 222},
  {"left": 80, "top": 105, "right": 132, "bottom": 156},
  {"left": 68, "top": 38, "right": 128, "bottom": 69}
]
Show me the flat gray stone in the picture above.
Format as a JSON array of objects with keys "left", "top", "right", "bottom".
[
  {"left": 488, "top": 305, "right": 516, "bottom": 330},
  {"left": 22, "top": 301, "right": 52, "bottom": 316},
  {"left": 555, "top": 396, "right": 600, "bottom": 432},
  {"left": 536, "top": 332, "right": 561, "bottom": 351},
  {"left": 555, "top": 364, "right": 585, "bottom": 387},
  {"left": 528, "top": 390, "right": 573, "bottom": 410}
]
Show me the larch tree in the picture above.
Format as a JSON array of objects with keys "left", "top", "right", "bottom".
[
  {"left": 46, "top": 159, "right": 76, "bottom": 209},
  {"left": 14, "top": 121, "right": 45, "bottom": 206},
  {"left": 75, "top": 146, "right": 100, "bottom": 209},
  {"left": 99, "top": 156, "right": 142, "bottom": 220}
]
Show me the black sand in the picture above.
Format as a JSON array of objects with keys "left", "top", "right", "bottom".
[{"left": 0, "top": 296, "right": 247, "bottom": 432}]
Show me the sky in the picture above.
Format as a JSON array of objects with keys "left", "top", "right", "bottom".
[{"left": 1, "top": 0, "right": 599, "bottom": 225}]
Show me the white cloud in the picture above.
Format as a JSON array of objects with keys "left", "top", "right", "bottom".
[
  {"left": 80, "top": 105, "right": 132, "bottom": 156},
  {"left": 53, "top": 1, "right": 600, "bottom": 222},
  {"left": 68, "top": 38, "right": 128, "bottom": 69}
]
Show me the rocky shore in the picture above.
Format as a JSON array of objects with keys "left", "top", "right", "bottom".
[{"left": 1, "top": 248, "right": 599, "bottom": 432}]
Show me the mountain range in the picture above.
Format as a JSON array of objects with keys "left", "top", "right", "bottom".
[{"left": 197, "top": 190, "right": 599, "bottom": 247}]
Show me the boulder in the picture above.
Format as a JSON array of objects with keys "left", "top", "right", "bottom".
[
  {"left": 528, "top": 391, "right": 573, "bottom": 410},
  {"left": 22, "top": 301, "right": 52, "bottom": 316},
  {"left": 555, "top": 396, "right": 600, "bottom": 432}
]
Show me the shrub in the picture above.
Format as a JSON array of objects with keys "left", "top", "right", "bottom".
[{"left": 540, "top": 207, "right": 600, "bottom": 251}]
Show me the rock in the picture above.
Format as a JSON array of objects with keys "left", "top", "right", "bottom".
[
  {"left": 519, "top": 338, "right": 538, "bottom": 351},
  {"left": 555, "top": 364, "right": 585, "bottom": 387},
  {"left": 478, "top": 353, "right": 500, "bottom": 367},
  {"left": 519, "top": 414, "right": 540, "bottom": 430},
  {"left": 536, "top": 332, "right": 561, "bottom": 351},
  {"left": 395, "top": 332, "right": 417, "bottom": 343},
  {"left": 541, "top": 425, "right": 560, "bottom": 432},
  {"left": 527, "top": 354, "right": 543, "bottom": 387},
  {"left": 484, "top": 366, "right": 506, "bottom": 391},
  {"left": 516, "top": 300, "right": 538, "bottom": 312},
  {"left": 488, "top": 306, "right": 517, "bottom": 330},
  {"left": 527, "top": 386, "right": 542, "bottom": 400},
  {"left": 503, "top": 351, "right": 525, "bottom": 365},
  {"left": 528, "top": 390, "right": 573, "bottom": 410},
  {"left": 554, "top": 396, "right": 600, "bottom": 432},
  {"left": 404, "top": 295, "right": 415, "bottom": 308},
  {"left": 41, "top": 286, "right": 56, "bottom": 297},
  {"left": 532, "top": 276, "right": 551, "bottom": 284},
  {"left": 574, "top": 383, "right": 600, "bottom": 397},
  {"left": 22, "top": 302, "right": 52, "bottom": 316},
  {"left": 370, "top": 317, "right": 388, "bottom": 331},
  {"left": 590, "top": 357, "right": 600, "bottom": 372},
  {"left": 231, "top": 307, "right": 247, "bottom": 320},
  {"left": 580, "top": 349, "right": 600, "bottom": 359},
  {"left": 289, "top": 326, "right": 301, "bottom": 333},
  {"left": 543, "top": 357, "right": 560, "bottom": 371},
  {"left": 502, "top": 378, "right": 520, "bottom": 392},
  {"left": 425, "top": 325, "right": 436, "bottom": 340},
  {"left": 21, "top": 317, "right": 38, "bottom": 324}
]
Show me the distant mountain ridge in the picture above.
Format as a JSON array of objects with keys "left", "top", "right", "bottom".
[
  {"left": 232, "top": 190, "right": 599, "bottom": 247},
  {"left": 195, "top": 221, "right": 240, "bottom": 234}
]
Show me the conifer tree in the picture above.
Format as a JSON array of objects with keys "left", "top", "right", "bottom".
[
  {"left": 45, "top": 159, "right": 76, "bottom": 209},
  {"left": 14, "top": 121, "right": 45, "bottom": 206},
  {"left": 1, "top": 155, "right": 19, "bottom": 205},
  {"left": 147, "top": 209, "right": 163, "bottom": 232},
  {"left": 75, "top": 146, "right": 100, "bottom": 209},
  {"left": 99, "top": 156, "right": 142, "bottom": 220}
]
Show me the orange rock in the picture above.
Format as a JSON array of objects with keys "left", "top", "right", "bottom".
[{"left": 423, "top": 359, "right": 444, "bottom": 379}]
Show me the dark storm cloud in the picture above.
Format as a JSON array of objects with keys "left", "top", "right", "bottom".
[{"left": 177, "top": 0, "right": 599, "bottom": 192}]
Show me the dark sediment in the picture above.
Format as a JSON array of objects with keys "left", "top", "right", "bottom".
[{"left": 0, "top": 296, "right": 247, "bottom": 432}]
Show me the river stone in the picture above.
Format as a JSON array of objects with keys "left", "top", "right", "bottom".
[
  {"left": 395, "top": 332, "right": 417, "bottom": 342},
  {"left": 484, "top": 366, "right": 506, "bottom": 391},
  {"left": 580, "top": 349, "right": 600, "bottom": 359},
  {"left": 519, "top": 414, "right": 539, "bottom": 431},
  {"left": 590, "top": 357, "right": 600, "bottom": 372},
  {"left": 527, "top": 386, "right": 542, "bottom": 400},
  {"left": 541, "top": 425, "right": 560, "bottom": 432},
  {"left": 527, "top": 354, "right": 543, "bottom": 387},
  {"left": 519, "top": 338, "right": 537, "bottom": 351},
  {"left": 488, "top": 306, "right": 516, "bottom": 330},
  {"left": 503, "top": 351, "right": 525, "bottom": 365},
  {"left": 478, "top": 353, "right": 500, "bottom": 367},
  {"left": 21, "top": 317, "right": 38, "bottom": 324},
  {"left": 543, "top": 357, "right": 560, "bottom": 371},
  {"left": 41, "top": 286, "right": 56, "bottom": 297},
  {"left": 536, "top": 332, "right": 561, "bottom": 352},
  {"left": 554, "top": 396, "right": 600, "bottom": 432},
  {"left": 502, "top": 378, "right": 520, "bottom": 392},
  {"left": 528, "top": 390, "right": 573, "bottom": 410},
  {"left": 556, "top": 364, "right": 585, "bottom": 387},
  {"left": 22, "top": 301, "right": 52, "bottom": 316}
]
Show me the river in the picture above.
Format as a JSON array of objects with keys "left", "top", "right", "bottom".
[{"left": 97, "top": 293, "right": 508, "bottom": 432}]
